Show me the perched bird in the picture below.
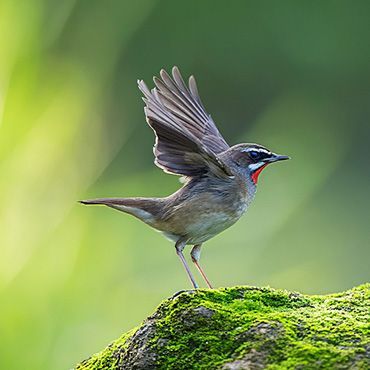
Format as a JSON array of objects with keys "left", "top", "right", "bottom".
[{"left": 80, "top": 67, "right": 289, "bottom": 289}]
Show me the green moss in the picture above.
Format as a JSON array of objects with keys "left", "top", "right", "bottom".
[
  {"left": 76, "top": 284, "right": 369, "bottom": 369},
  {"left": 76, "top": 330, "right": 134, "bottom": 370}
]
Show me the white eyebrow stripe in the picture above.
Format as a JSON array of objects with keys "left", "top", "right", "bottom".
[{"left": 242, "top": 148, "right": 271, "bottom": 155}]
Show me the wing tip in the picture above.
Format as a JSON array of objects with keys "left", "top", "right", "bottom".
[
  {"left": 160, "top": 68, "right": 168, "bottom": 78},
  {"left": 138, "top": 79, "right": 151, "bottom": 95}
]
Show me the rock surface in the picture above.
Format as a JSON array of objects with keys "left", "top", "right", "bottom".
[{"left": 76, "top": 284, "right": 369, "bottom": 369}]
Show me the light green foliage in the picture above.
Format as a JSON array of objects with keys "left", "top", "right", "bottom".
[{"left": 77, "top": 284, "right": 369, "bottom": 369}]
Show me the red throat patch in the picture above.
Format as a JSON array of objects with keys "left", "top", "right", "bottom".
[{"left": 251, "top": 164, "right": 268, "bottom": 184}]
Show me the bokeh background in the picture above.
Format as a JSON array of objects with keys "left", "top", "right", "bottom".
[{"left": 0, "top": 1, "right": 369, "bottom": 369}]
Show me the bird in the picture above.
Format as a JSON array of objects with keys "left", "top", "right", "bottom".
[{"left": 80, "top": 66, "right": 290, "bottom": 289}]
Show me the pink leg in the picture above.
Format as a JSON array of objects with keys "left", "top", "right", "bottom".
[{"left": 191, "top": 244, "right": 213, "bottom": 289}]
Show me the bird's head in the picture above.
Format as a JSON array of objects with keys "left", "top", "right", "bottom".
[{"left": 224, "top": 143, "right": 290, "bottom": 184}]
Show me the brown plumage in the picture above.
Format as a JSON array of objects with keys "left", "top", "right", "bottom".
[{"left": 80, "top": 67, "right": 289, "bottom": 289}]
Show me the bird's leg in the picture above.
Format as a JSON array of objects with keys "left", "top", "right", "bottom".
[
  {"left": 175, "top": 240, "right": 199, "bottom": 289},
  {"left": 190, "top": 244, "right": 213, "bottom": 289}
]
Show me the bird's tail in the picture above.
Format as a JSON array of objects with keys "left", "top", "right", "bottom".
[{"left": 79, "top": 197, "right": 161, "bottom": 225}]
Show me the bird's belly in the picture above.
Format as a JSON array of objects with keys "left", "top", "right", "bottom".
[
  {"left": 157, "top": 191, "right": 250, "bottom": 245},
  {"left": 160, "top": 213, "right": 240, "bottom": 244},
  {"left": 161, "top": 215, "right": 238, "bottom": 244},
  {"left": 186, "top": 212, "right": 239, "bottom": 244}
]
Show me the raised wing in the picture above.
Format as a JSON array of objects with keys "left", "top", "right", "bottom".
[{"left": 138, "top": 67, "right": 230, "bottom": 178}]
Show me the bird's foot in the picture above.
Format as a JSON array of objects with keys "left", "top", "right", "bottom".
[{"left": 171, "top": 289, "right": 197, "bottom": 299}]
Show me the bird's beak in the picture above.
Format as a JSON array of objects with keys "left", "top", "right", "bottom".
[{"left": 264, "top": 154, "right": 291, "bottom": 163}]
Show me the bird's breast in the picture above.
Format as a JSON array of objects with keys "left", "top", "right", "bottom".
[{"left": 161, "top": 186, "right": 251, "bottom": 244}]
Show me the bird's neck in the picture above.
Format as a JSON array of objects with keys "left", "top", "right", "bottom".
[{"left": 231, "top": 172, "right": 257, "bottom": 208}]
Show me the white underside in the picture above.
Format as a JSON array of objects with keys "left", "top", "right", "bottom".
[{"left": 161, "top": 207, "right": 247, "bottom": 245}]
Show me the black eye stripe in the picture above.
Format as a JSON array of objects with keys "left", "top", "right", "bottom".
[
  {"left": 247, "top": 149, "right": 272, "bottom": 161},
  {"left": 249, "top": 151, "right": 259, "bottom": 158}
]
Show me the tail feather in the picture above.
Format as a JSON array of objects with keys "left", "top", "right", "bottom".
[
  {"left": 79, "top": 198, "right": 129, "bottom": 206},
  {"left": 79, "top": 197, "right": 161, "bottom": 224}
]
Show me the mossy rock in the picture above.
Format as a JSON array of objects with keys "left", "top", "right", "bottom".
[{"left": 76, "top": 284, "right": 369, "bottom": 369}]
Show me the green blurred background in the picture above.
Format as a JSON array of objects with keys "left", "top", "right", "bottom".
[{"left": 0, "top": 1, "right": 369, "bottom": 369}]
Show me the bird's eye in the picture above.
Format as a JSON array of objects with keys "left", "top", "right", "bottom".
[{"left": 249, "top": 150, "right": 260, "bottom": 160}]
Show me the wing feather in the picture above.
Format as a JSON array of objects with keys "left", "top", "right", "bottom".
[{"left": 138, "top": 67, "right": 230, "bottom": 178}]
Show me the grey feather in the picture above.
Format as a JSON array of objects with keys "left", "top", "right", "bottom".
[{"left": 138, "top": 67, "right": 231, "bottom": 178}]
